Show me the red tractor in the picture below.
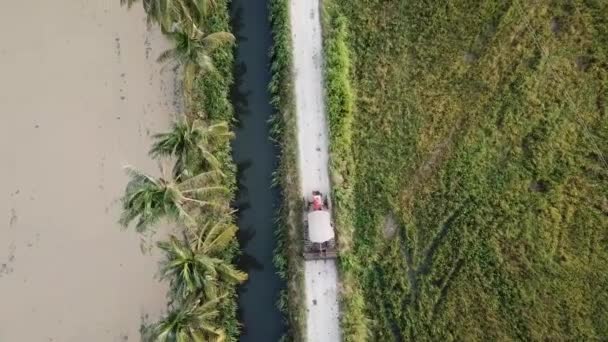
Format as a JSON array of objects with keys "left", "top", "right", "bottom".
[
  {"left": 309, "top": 190, "right": 328, "bottom": 211},
  {"left": 303, "top": 191, "right": 337, "bottom": 260}
]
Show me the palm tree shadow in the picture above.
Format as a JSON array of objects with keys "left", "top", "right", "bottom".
[
  {"left": 233, "top": 201, "right": 251, "bottom": 215},
  {"left": 236, "top": 224, "right": 255, "bottom": 248},
  {"left": 234, "top": 159, "right": 252, "bottom": 198},
  {"left": 229, "top": 5, "right": 247, "bottom": 43},
  {"left": 236, "top": 225, "right": 263, "bottom": 272},
  {"left": 232, "top": 160, "right": 253, "bottom": 219},
  {"left": 230, "top": 62, "right": 251, "bottom": 129},
  {"left": 229, "top": 6, "right": 251, "bottom": 129}
]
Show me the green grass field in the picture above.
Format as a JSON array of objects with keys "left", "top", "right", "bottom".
[{"left": 328, "top": 0, "right": 608, "bottom": 340}]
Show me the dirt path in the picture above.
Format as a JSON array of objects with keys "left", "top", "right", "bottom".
[
  {"left": 0, "top": 1, "right": 178, "bottom": 340},
  {"left": 289, "top": 0, "right": 341, "bottom": 341}
]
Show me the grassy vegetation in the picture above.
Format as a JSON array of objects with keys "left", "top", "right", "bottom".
[
  {"left": 268, "top": 0, "right": 307, "bottom": 340},
  {"left": 195, "top": 2, "right": 242, "bottom": 339},
  {"left": 320, "top": 5, "right": 368, "bottom": 341},
  {"left": 120, "top": 0, "right": 244, "bottom": 340},
  {"left": 328, "top": 0, "right": 608, "bottom": 340}
]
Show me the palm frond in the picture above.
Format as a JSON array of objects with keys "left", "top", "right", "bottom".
[
  {"left": 150, "top": 121, "right": 187, "bottom": 158},
  {"left": 199, "top": 149, "right": 223, "bottom": 175},
  {"left": 148, "top": 295, "right": 225, "bottom": 342},
  {"left": 196, "top": 54, "right": 216, "bottom": 73},
  {"left": 119, "top": 166, "right": 168, "bottom": 231},
  {"left": 201, "top": 31, "right": 235, "bottom": 52},
  {"left": 176, "top": 0, "right": 196, "bottom": 27},
  {"left": 183, "top": 62, "right": 198, "bottom": 97},
  {"left": 178, "top": 169, "right": 223, "bottom": 190},
  {"left": 123, "top": 165, "right": 159, "bottom": 185},
  {"left": 201, "top": 223, "right": 237, "bottom": 254},
  {"left": 216, "top": 262, "right": 248, "bottom": 284},
  {"left": 157, "top": 47, "right": 178, "bottom": 64},
  {"left": 193, "top": 216, "right": 227, "bottom": 249},
  {"left": 119, "top": 164, "right": 218, "bottom": 231},
  {"left": 149, "top": 118, "right": 232, "bottom": 176},
  {"left": 183, "top": 185, "right": 229, "bottom": 198},
  {"left": 206, "top": 121, "right": 234, "bottom": 139}
]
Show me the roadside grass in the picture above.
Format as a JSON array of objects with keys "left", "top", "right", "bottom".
[
  {"left": 269, "top": 0, "right": 307, "bottom": 340},
  {"left": 329, "top": 0, "right": 608, "bottom": 340},
  {"left": 321, "top": 4, "right": 368, "bottom": 341}
]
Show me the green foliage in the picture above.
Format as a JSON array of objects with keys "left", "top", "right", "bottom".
[
  {"left": 150, "top": 118, "right": 234, "bottom": 177},
  {"left": 269, "top": 0, "right": 307, "bottom": 340},
  {"left": 189, "top": 3, "right": 241, "bottom": 338},
  {"left": 321, "top": 5, "right": 368, "bottom": 341},
  {"left": 121, "top": 0, "right": 217, "bottom": 33},
  {"left": 158, "top": 29, "right": 234, "bottom": 106},
  {"left": 119, "top": 167, "right": 226, "bottom": 232},
  {"left": 158, "top": 234, "right": 247, "bottom": 301},
  {"left": 121, "top": 0, "right": 242, "bottom": 340},
  {"left": 144, "top": 295, "right": 226, "bottom": 342},
  {"left": 329, "top": 0, "right": 608, "bottom": 340}
]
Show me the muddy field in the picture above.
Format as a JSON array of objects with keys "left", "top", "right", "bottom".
[{"left": 0, "top": 1, "right": 180, "bottom": 340}]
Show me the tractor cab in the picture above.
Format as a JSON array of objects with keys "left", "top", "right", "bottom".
[{"left": 303, "top": 191, "right": 337, "bottom": 260}]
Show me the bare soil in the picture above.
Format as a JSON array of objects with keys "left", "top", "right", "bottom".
[{"left": 0, "top": 2, "right": 179, "bottom": 340}]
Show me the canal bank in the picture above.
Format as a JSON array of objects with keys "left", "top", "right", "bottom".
[{"left": 230, "top": 0, "right": 286, "bottom": 340}]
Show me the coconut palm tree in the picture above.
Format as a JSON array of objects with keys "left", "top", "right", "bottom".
[
  {"left": 150, "top": 118, "right": 234, "bottom": 177},
  {"left": 157, "top": 28, "right": 234, "bottom": 103},
  {"left": 147, "top": 295, "right": 226, "bottom": 342},
  {"left": 119, "top": 166, "right": 228, "bottom": 232},
  {"left": 158, "top": 230, "right": 247, "bottom": 301},
  {"left": 120, "top": 0, "right": 217, "bottom": 33}
]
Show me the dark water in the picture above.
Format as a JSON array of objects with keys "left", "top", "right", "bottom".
[{"left": 230, "top": 0, "right": 285, "bottom": 341}]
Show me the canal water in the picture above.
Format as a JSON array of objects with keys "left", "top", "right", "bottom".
[{"left": 230, "top": 0, "right": 286, "bottom": 341}]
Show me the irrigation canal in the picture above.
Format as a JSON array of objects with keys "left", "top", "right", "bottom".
[{"left": 230, "top": 0, "right": 286, "bottom": 340}]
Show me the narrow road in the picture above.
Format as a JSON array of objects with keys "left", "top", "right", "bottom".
[{"left": 289, "top": 0, "right": 341, "bottom": 341}]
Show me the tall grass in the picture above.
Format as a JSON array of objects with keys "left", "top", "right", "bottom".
[
  {"left": 268, "top": 0, "right": 307, "bottom": 340},
  {"left": 328, "top": 0, "right": 608, "bottom": 340},
  {"left": 194, "top": 1, "right": 240, "bottom": 338},
  {"left": 321, "top": 4, "right": 368, "bottom": 341}
]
